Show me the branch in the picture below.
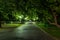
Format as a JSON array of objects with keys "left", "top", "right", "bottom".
[
  {"left": 47, "top": 19, "right": 55, "bottom": 25},
  {"left": 46, "top": 17, "right": 55, "bottom": 25},
  {"left": 47, "top": 19, "right": 60, "bottom": 27},
  {"left": 52, "top": 13, "right": 57, "bottom": 24},
  {"left": 47, "top": 16, "right": 60, "bottom": 28}
]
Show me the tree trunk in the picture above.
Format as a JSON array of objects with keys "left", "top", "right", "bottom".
[
  {"left": 46, "top": 7, "right": 60, "bottom": 28},
  {"left": 47, "top": 12, "right": 60, "bottom": 28},
  {"left": 0, "top": 21, "right": 2, "bottom": 28}
]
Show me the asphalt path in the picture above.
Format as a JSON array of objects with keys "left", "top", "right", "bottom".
[{"left": 0, "top": 23, "right": 55, "bottom": 40}]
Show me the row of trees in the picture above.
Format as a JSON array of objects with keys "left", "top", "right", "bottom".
[{"left": 0, "top": 0, "right": 60, "bottom": 28}]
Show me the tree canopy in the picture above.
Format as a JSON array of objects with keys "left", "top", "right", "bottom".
[{"left": 0, "top": 0, "right": 60, "bottom": 28}]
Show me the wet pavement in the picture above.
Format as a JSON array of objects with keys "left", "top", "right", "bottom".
[{"left": 0, "top": 23, "right": 55, "bottom": 40}]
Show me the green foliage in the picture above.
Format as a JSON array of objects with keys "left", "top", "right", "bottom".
[{"left": 0, "top": 0, "right": 60, "bottom": 23}]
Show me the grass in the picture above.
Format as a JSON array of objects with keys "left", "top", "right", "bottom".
[
  {"left": 37, "top": 23, "right": 60, "bottom": 40},
  {"left": 1, "top": 23, "right": 21, "bottom": 28},
  {"left": 0, "top": 23, "right": 22, "bottom": 31}
]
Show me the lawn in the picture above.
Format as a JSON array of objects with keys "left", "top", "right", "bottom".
[
  {"left": 1, "top": 23, "right": 21, "bottom": 28},
  {"left": 37, "top": 23, "right": 60, "bottom": 40},
  {"left": 0, "top": 23, "right": 22, "bottom": 31}
]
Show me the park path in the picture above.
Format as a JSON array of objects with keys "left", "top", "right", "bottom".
[{"left": 0, "top": 23, "right": 55, "bottom": 40}]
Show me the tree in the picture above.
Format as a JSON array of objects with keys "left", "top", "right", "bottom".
[
  {"left": 0, "top": 0, "right": 16, "bottom": 27},
  {"left": 0, "top": 0, "right": 60, "bottom": 28},
  {"left": 29, "top": 0, "right": 60, "bottom": 28},
  {"left": 40, "top": 0, "right": 60, "bottom": 28}
]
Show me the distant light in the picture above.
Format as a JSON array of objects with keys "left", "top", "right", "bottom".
[
  {"left": 19, "top": 16, "right": 22, "bottom": 18},
  {"left": 25, "top": 17, "right": 29, "bottom": 20},
  {"left": 18, "top": 15, "right": 23, "bottom": 19}
]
